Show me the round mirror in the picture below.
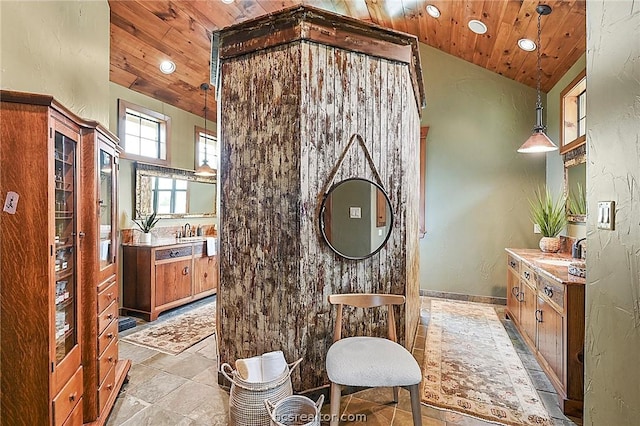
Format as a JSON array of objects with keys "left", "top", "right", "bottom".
[{"left": 319, "top": 178, "right": 393, "bottom": 260}]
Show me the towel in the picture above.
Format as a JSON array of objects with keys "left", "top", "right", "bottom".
[
  {"left": 206, "top": 237, "right": 217, "bottom": 256},
  {"left": 236, "top": 350, "right": 287, "bottom": 383}
]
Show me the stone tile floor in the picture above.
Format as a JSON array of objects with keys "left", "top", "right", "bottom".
[{"left": 106, "top": 297, "right": 581, "bottom": 425}]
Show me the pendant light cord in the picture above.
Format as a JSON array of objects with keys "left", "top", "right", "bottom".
[
  {"left": 201, "top": 83, "right": 209, "bottom": 166},
  {"left": 536, "top": 11, "right": 542, "bottom": 109}
]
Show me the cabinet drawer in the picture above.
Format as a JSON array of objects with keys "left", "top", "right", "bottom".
[
  {"left": 98, "top": 364, "right": 117, "bottom": 415},
  {"left": 98, "top": 274, "right": 116, "bottom": 294},
  {"left": 521, "top": 264, "right": 536, "bottom": 286},
  {"left": 60, "top": 397, "right": 83, "bottom": 426},
  {"left": 53, "top": 367, "right": 83, "bottom": 426},
  {"left": 99, "top": 339, "right": 118, "bottom": 385},
  {"left": 98, "top": 280, "right": 118, "bottom": 314},
  {"left": 539, "top": 277, "right": 565, "bottom": 310},
  {"left": 98, "top": 316, "right": 118, "bottom": 356},
  {"left": 155, "top": 246, "right": 192, "bottom": 261},
  {"left": 507, "top": 255, "right": 520, "bottom": 273},
  {"left": 98, "top": 300, "right": 118, "bottom": 336}
]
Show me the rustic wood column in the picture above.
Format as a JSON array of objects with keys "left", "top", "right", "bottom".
[{"left": 217, "top": 6, "right": 425, "bottom": 391}]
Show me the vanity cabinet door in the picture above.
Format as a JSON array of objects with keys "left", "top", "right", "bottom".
[
  {"left": 506, "top": 265, "right": 521, "bottom": 323},
  {"left": 193, "top": 255, "right": 218, "bottom": 295},
  {"left": 155, "top": 259, "right": 192, "bottom": 306},
  {"left": 537, "top": 296, "right": 564, "bottom": 382},
  {"left": 520, "top": 281, "right": 538, "bottom": 346}
]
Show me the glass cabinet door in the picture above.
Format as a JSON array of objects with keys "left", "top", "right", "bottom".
[
  {"left": 54, "top": 132, "right": 78, "bottom": 364},
  {"left": 99, "top": 149, "right": 115, "bottom": 270}
]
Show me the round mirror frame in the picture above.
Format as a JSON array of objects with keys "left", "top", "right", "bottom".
[{"left": 319, "top": 177, "right": 394, "bottom": 260}]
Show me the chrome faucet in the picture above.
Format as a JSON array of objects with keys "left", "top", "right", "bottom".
[
  {"left": 184, "top": 223, "right": 191, "bottom": 237},
  {"left": 572, "top": 238, "right": 586, "bottom": 259}
]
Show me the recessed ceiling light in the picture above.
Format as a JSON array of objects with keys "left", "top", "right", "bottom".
[
  {"left": 518, "top": 38, "right": 537, "bottom": 51},
  {"left": 468, "top": 19, "right": 487, "bottom": 35},
  {"left": 159, "top": 60, "right": 176, "bottom": 74},
  {"left": 426, "top": 5, "right": 441, "bottom": 18},
  {"left": 221, "top": 0, "right": 234, "bottom": 4}
]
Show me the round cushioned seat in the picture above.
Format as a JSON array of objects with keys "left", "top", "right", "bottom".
[{"left": 326, "top": 336, "right": 422, "bottom": 387}]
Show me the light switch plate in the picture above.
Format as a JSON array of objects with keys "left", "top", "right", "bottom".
[
  {"left": 349, "top": 207, "right": 361, "bottom": 219},
  {"left": 597, "top": 201, "right": 615, "bottom": 230}
]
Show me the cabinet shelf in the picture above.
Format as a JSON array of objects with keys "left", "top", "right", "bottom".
[
  {"left": 55, "top": 267, "right": 73, "bottom": 280},
  {"left": 56, "top": 297, "right": 74, "bottom": 310}
]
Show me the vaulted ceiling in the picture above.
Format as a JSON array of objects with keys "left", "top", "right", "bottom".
[{"left": 109, "top": 0, "right": 586, "bottom": 120}]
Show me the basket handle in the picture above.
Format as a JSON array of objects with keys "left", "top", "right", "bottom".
[
  {"left": 287, "top": 357, "right": 303, "bottom": 375},
  {"left": 220, "top": 363, "right": 238, "bottom": 386},
  {"left": 315, "top": 394, "right": 325, "bottom": 411},
  {"left": 263, "top": 399, "right": 276, "bottom": 420}
]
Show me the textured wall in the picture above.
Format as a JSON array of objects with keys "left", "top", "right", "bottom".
[
  {"left": 219, "top": 40, "right": 420, "bottom": 390},
  {"left": 584, "top": 1, "right": 640, "bottom": 424},
  {"left": 418, "top": 43, "right": 545, "bottom": 298},
  {"left": 0, "top": 1, "right": 110, "bottom": 125}
]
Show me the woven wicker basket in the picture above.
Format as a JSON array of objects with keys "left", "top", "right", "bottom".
[
  {"left": 265, "top": 395, "right": 324, "bottom": 426},
  {"left": 221, "top": 358, "right": 303, "bottom": 426}
]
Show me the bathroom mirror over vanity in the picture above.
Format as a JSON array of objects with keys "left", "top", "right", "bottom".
[
  {"left": 561, "top": 69, "right": 587, "bottom": 224},
  {"left": 135, "top": 162, "right": 217, "bottom": 219},
  {"left": 320, "top": 178, "right": 393, "bottom": 260}
]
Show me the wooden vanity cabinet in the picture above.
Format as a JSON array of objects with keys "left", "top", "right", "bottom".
[
  {"left": 122, "top": 241, "right": 218, "bottom": 321},
  {"left": 80, "top": 125, "right": 131, "bottom": 425},
  {"left": 1, "top": 92, "right": 84, "bottom": 426},
  {"left": 505, "top": 250, "right": 585, "bottom": 418}
]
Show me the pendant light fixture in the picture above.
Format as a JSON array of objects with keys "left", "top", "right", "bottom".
[
  {"left": 517, "top": 5, "right": 557, "bottom": 153},
  {"left": 195, "top": 83, "right": 216, "bottom": 177}
]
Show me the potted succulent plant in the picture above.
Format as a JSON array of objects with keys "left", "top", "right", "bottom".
[
  {"left": 133, "top": 211, "right": 160, "bottom": 244},
  {"left": 529, "top": 187, "right": 567, "bottom": 253}
]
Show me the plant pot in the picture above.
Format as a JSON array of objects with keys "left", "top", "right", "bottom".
[
  {"left": 539, "top": 236, "right": 561, "bottom": 253},
  {"left": 139, "top": 232, "right": 152, "bottom": 244}
]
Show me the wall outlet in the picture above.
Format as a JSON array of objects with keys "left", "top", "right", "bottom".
[{"left": 534, "top": 224, "right": 541, "bottom": 234}]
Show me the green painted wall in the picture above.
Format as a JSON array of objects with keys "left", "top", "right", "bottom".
[
  {"left": 418, "top": 43, "right": 545, "bottom": 298},
  {"left": 0, "top": 0, "right": 110, "bottom": 125},
  {"left": 584, "top": 1, "right": 640, "bottom": 423}
]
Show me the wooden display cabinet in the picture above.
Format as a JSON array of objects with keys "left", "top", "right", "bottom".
[
  {"left": 80, "top": 123, "right": 131, "bottom": 425},
  {"left": 1, "top": 90, "right": 130, "bottom": 426},
  {"left": 1, "top": 91, "right": 84, "bottom": 425}
]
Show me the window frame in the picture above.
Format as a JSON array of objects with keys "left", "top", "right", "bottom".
[
  {"left": 194, "top": 125, "right": 218, "bottom": 171},
  {"left": 117, "top": 99, "right": 171, "bottom": 165},
  {"left": 150, "top": 176, "right": 188, "bottom": 215},
  {"left": 560, "top": 69, "right": 587, "bottom": 155}
]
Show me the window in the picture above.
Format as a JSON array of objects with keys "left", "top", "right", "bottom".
[
  {"left": 151, "top": 177, "right": 187, "bottom": 214},
  {"left": 195, "top": 126, "right": 218, "bottom": 170},
  {"left": 560, "top": 70, "right": 586, "bottom": 154},
  {"left": 118, "top": 100, "right": 170, "bottom": 164}
]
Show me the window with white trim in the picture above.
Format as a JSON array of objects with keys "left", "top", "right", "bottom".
[
  {"left": 152, "top": 177, "right": 187, "bottom": 214},
  {"left": 195, "top": 126, "right": 218, "bottom": 170},
  {"left": 118, "top": 100, "right": 170, "bottom": 163}
]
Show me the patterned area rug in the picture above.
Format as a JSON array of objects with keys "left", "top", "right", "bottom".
[
  {"left": 122, "top": 302, "right": 216, "bottom": 355},
  {"left": 421, "top": 299, "right": 552, "bottom": 426}
]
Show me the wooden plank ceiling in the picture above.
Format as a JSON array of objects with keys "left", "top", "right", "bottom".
[{"left": 109, "top": 0, "right": 586, "bottom": 120}]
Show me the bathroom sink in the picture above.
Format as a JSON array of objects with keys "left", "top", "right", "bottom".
[{"left": 535, "top": 258, "right": 573, "bottom": 267}]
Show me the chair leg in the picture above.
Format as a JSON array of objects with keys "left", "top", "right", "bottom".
[
  {"left": 392, "top": 386, "right": 399, "bottom": 403},
  {"left": 408, "top": 383, "right": 423, "bottom": 426},
  {"left": 330, "top": 382, "right": 342, "bottom": 426}
]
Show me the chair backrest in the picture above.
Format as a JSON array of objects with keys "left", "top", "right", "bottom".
[{"left": 328, "top": 293, "right": 406, "bottom": 343}]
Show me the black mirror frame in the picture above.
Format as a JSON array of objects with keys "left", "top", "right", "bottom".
[{"left": 319, "top": 177, "right": 394, "bottom": 260}]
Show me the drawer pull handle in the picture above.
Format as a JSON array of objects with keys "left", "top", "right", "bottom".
[
  {"left": 107, "top": 313, "right": 114, "bottom": 320},
  {"left": 511, "top": 287, "right": 518, "bottom": 297},
  {"left": 535, "top": 309, "right": 543, "bottom": 322},
  {"left": 509, "top": 261, "right": 516, "bottom": 268},
  {"left": 169, "top": 250, "right": 180, "bottom": 257},
  {"left": 183, "top": 266, "right": 189, "bottom": 275},
  {"left": 517, "top": 291, "right": 525, "bottom": 303},
  {"left": 108, "top": 356, "right": 114, "bottom": 363},
  {"left": 204, "top": 272, "right": 208, "bottom": 278},
  {"left": 69, "top": 392, "right": 77, "bottom": 402},
  {"left": 106, "top": 383, "right": 113, "bottom": 391},
  {"left": 544, "top": 286, "right": 553, "bottom": 298},
  {"left": 523, "top": 271, "right": 530, "bottom": 280},
  {"left": 107, "top": 333, "right": 114, "bottom": 339},
  {"left": 107, "top": 292, "right": 114, "bottom": 299}
]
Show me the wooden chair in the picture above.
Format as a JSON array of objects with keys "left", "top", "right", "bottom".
[{"left": 325, "top": 293, "right": 423, "bottom": 426}]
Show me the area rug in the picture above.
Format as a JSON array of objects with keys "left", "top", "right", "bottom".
[
  {"left": 421, "top": 299, "right": 552, "bottom": 426},
  {"left": 122, "top": 302, "right": 216, "bottom": 355}
]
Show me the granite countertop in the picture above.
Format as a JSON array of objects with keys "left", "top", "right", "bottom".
[
  {"left": 505, "top": 248, "right": 586, "bottom": 286},
  {"left": 122, "top": 236, "right": 217, "bottom": 248}
]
